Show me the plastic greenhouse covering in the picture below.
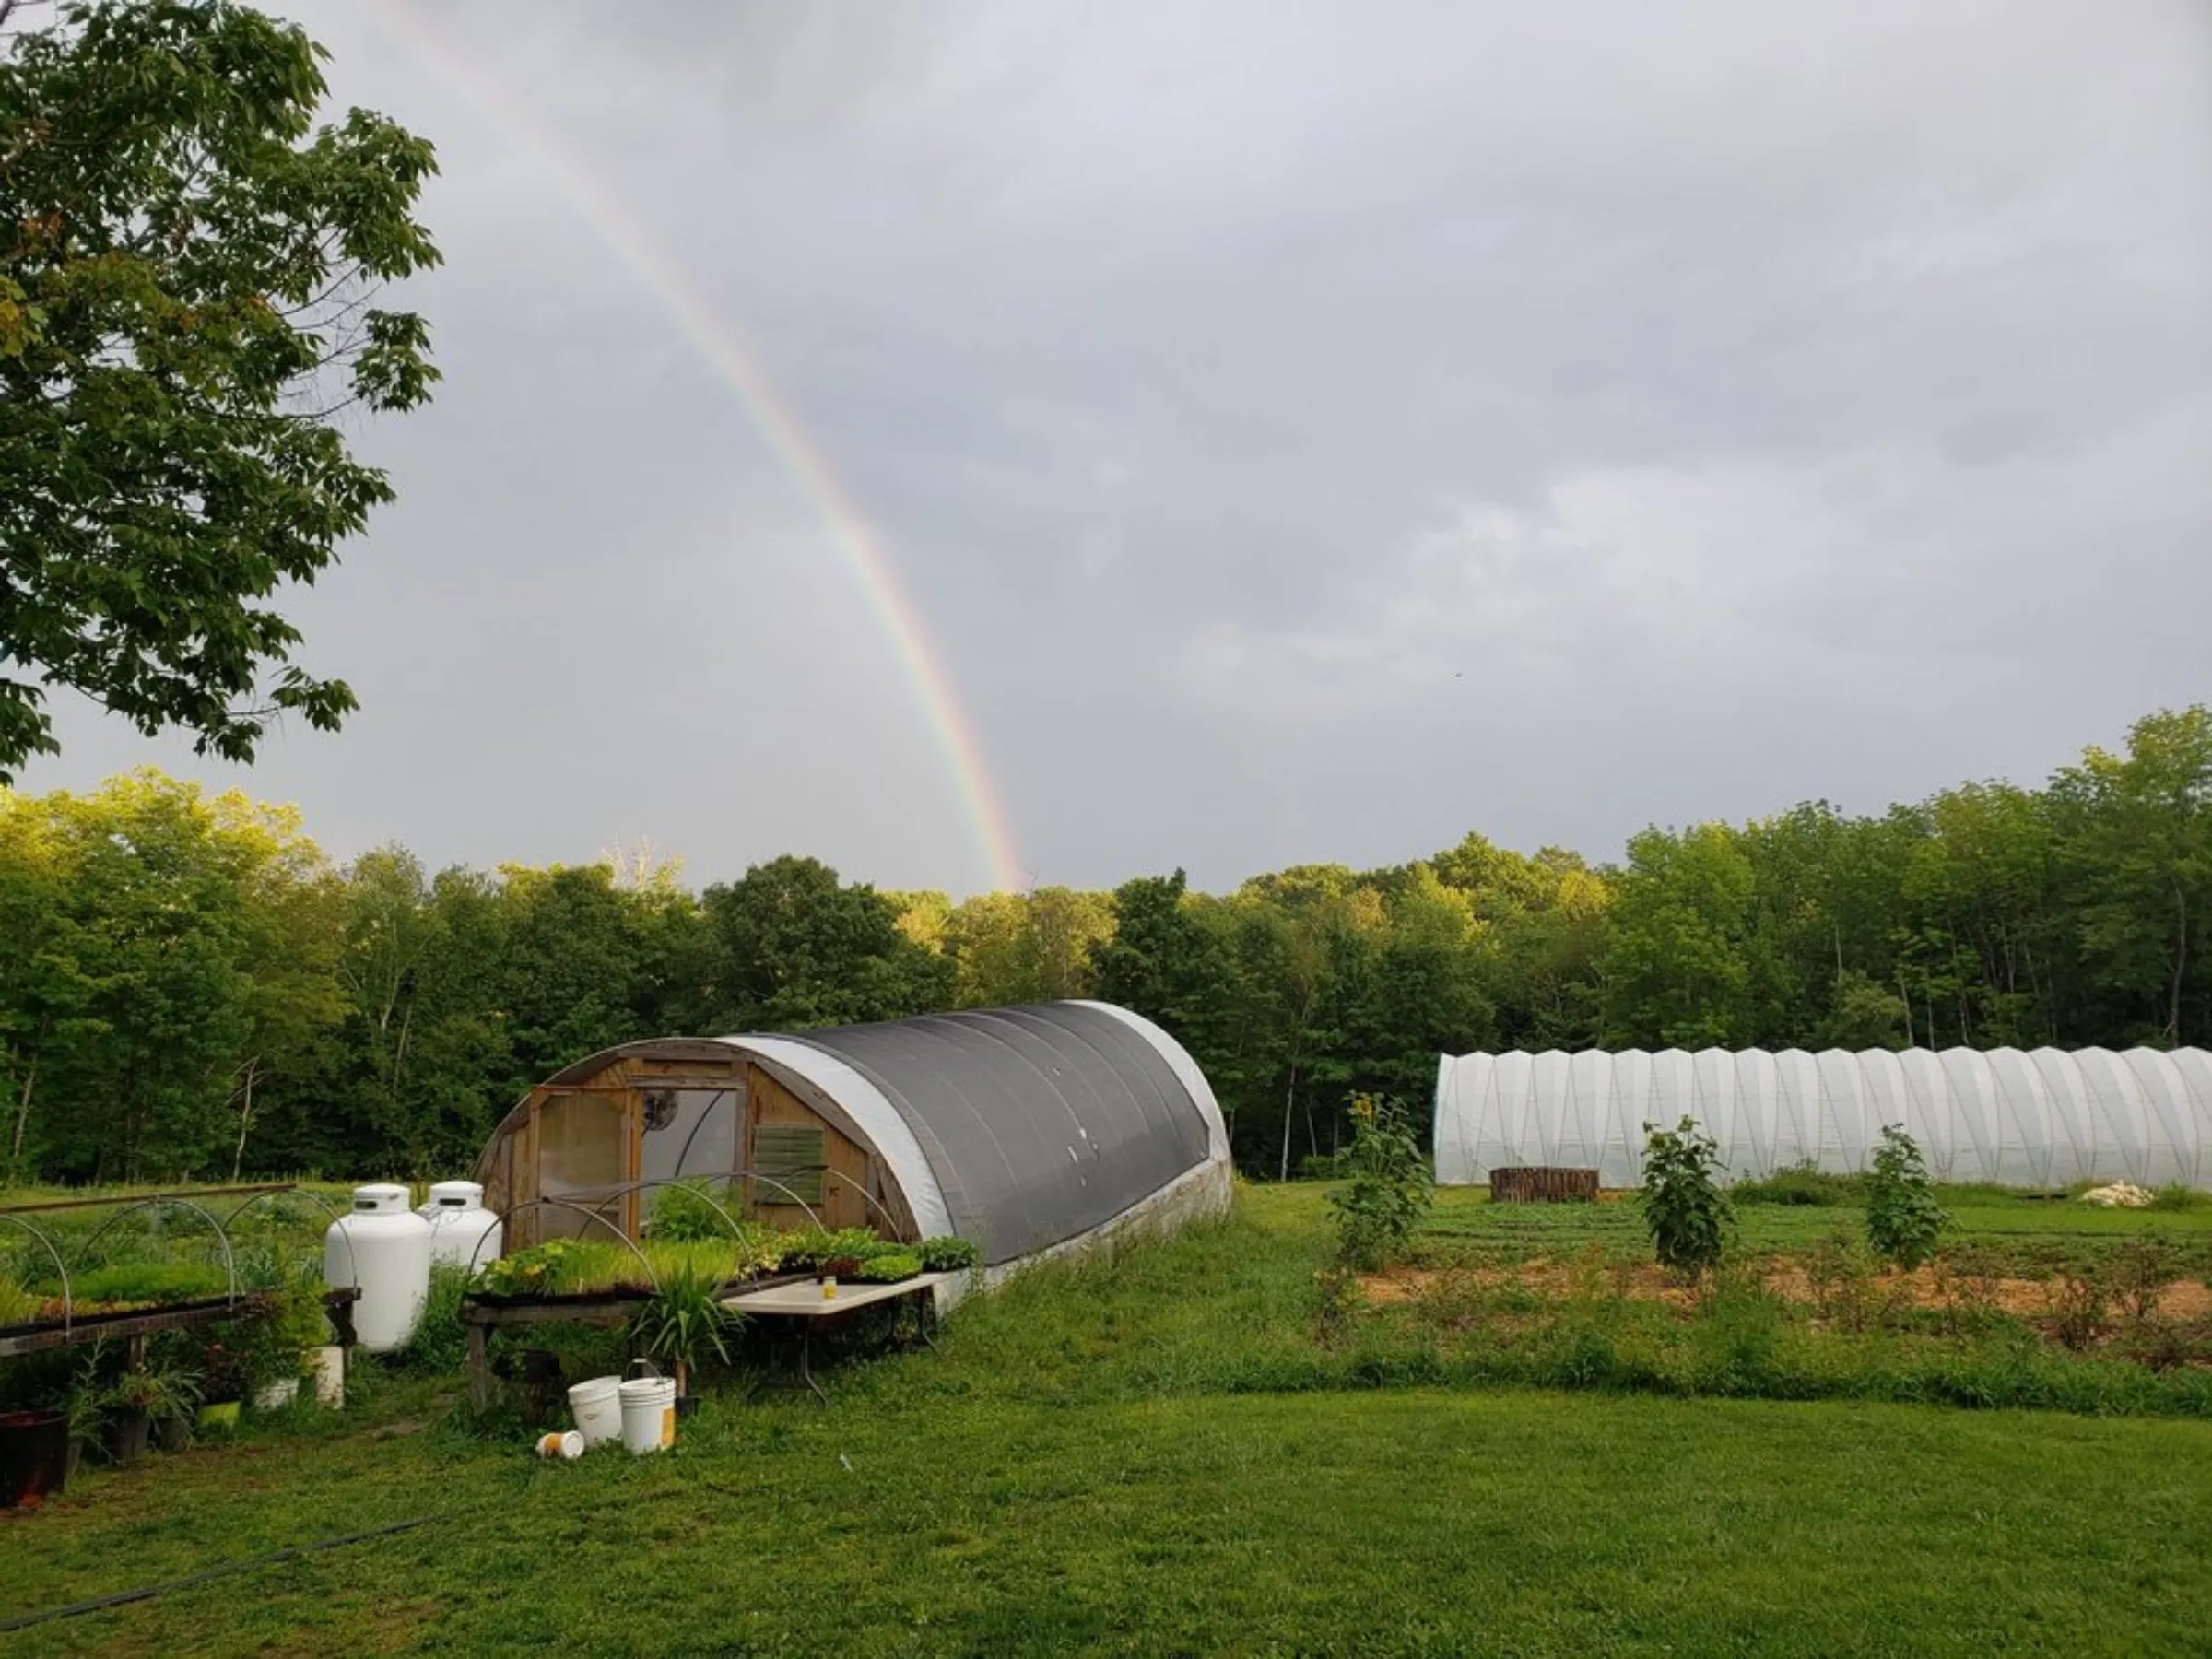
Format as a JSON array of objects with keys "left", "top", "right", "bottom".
[{"left": 1433, "top": 1047, "right": 2212, "bottom": 1191}]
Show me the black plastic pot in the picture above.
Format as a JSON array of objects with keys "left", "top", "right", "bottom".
[
  {"left": 2, "top": 1409, "right": 71, "bottom": 1508},
  {"left": 152, "top": 1415, "right": 192, "bottom": 1453},
  {"left": 674, "top": 1394, "right": 700, "bottom": 1419},
  {"left": 109, "top": 1406, "right": 150, "bottom": 1467}
]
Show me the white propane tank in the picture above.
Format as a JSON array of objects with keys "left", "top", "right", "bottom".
[
  {"left": 325, "top": 1183, "right": 431, "bottom": 1354},
  {"left": 418, "top": 1180, "right": 503, "bottom": 1273}
]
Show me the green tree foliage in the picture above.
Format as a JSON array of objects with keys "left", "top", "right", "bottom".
[
  {"left": 0, "top": 704, "right": 2206, "bottom": 1184},
  {"left": 0, "top": 2, "right": 441, "bottom": 778}
]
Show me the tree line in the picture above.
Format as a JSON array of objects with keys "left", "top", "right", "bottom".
[{"left": 1, "top": 706, "right": 2206, "bottom": 1186}]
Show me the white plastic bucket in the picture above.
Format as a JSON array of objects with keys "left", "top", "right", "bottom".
[
  {"left": 569, "top": 1376, "right": 623, "bottom": 1446},
  {"left": 310, "top": 1346, "right": 344, "bottom": 1408},
  {"left": 618, "top": 1375, "right": 677, "bottom": 1455},
  {"left": 536, "top": 1430, "right": 585, "bottom": 1461},
  {"left": 253, "top": 1377, "right": 300, "bottom": 1410}
]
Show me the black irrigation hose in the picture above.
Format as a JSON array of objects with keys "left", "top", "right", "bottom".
[{"left": 0, "top": 1512, "right": 448, "bottom": 1635}]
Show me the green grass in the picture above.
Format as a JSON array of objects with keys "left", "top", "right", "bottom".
[{"left": 6, "top": 1183, "right": 2212, "bottom": 1656}]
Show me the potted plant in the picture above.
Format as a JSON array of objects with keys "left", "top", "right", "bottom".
[
  {"left": 194, "top": 1337, "right": 247, "bottom": 1431},
  {"left": 65, "top": 1379, "right": 103, "bottom": 1479},
  {"left": 629, "top": 1264, "right": 739, "bottom": 1414},
  {"left": 107, "top": 1367, "right": 199, "bottom": 1464},
  {"left": 147, "top": 1361, "right": 205, "bottom": 1453}
]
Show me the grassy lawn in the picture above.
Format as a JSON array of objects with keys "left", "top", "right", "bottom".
[{"left": 5, "top": 1183, "right": 2210, "bottom": 1655}]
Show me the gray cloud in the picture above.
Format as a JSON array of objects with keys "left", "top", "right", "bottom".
[{"left": 30, "top": 0, "right": 2212, "bottom": 893}]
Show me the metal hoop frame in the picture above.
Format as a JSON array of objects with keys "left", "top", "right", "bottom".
[
  {"left": 73, "top": 1196, "right": 240, "bottom": 1309},
  {"left": 0, "top": 1214, "right": 71, "bottom": 1335}
]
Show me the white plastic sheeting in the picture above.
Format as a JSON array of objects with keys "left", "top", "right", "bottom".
[{"left": 1434, "top": 1047, "right": 2212, "bottom": 1190}]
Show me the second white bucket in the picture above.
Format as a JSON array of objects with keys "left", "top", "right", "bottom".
[
  {"left": 618, "top": 1374, "right": 677, "bottom": 1455},
  {"left": 569, "top": 1375, "right": 623, "bottom": 1447}
]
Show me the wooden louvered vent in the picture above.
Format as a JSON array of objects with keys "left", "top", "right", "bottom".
[{"left": 754, "top": 1124, "right": 827, "bottom": 1205}]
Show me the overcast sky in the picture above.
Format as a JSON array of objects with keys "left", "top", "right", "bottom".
[{"left": 31, "top": 0, "right": 2212, "bottom": 896}]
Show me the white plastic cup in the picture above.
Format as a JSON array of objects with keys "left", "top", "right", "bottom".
[
  {"left": 618, "top": 1375, "right": 677, "bottom": 1455},
  {"left": 536, "top": 1430, "right": 585, "bottom": 1461},
  {"left": 568, "top": 1375, "right": 623, "bottom": 1447}
]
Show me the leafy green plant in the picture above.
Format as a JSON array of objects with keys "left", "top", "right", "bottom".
[
  {"left": 1326, "top": 1095, "right": 1432, "bottom": 1272},
  {"left": 916, "top": 1236, "right": 981, "bottom": 1274},
  {"left": 777, "top": 1227, "right": 902, "bottom": 1273},
  {"left": 473, "top": 1239, "right": 638, "bottom": 1298},
  {"left": 1639, "top": 1117, "right": 1732, "bottom": 1282},
  {"left": 1865, "top": 1124, "right": 1948, "bottom": 1271},
  {"left": 629, "top": 1264, "right": 740, "bottom": 1387},
  {"left": 2147, "top": 1183, "right": 2201, "bottom": 1213},
  {"left": 644, "top": 1180, "right": 742, "bottom": 1243},
  {"left": 856, "top": 1253, "right": 923, "bottom": 1283},
  {"left": 0, "top": 1275, "right": 40, "bottom": 1326},
  {"left": 109, "top": 1359, "right": 202, "bottom": 1427}
]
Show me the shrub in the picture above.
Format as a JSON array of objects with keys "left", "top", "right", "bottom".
[
  {"left": 1734, "top": 1161, "right": 1865, "bottom": 1207},
  {"left": 1640, "top": 1117, "right": 1732, "bottom": 1282},
  {"left": 2107, "top": 1232, "right": 2181, "bottom": 1326},
  {"left": 856, "top": 1253, "right": 923, "bottom": 1283},
  {"left": 1326, "top": 1095, "right": 1432, "bottom": 1272},
  {"left": 916, "top": 1236, "right": 981, "bottom": 1273},
  {"left": 2048, "top": 1271, "right": 2111, "bottom": 1351},
  {"left": 396, "top": 1265, "right": 474, "bottom": 1373},
  {"left": 1802, "top": 1231, "right": 1879, "bottom": 1334},
  {"left": 2147, "top": 1183, "right": 2201, "bottom": 1213},
  {"left": 1865, "top": 1124, "right": 1948, "bottom": 1271}
]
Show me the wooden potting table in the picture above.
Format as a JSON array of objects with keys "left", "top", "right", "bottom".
[{"left": 722, "top": 1272, "right": 956, "bottom": 1405}]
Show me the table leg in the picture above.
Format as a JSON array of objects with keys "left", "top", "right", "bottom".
[
  {"left": 466, "top": 1322, "right": 488, "bottom": 1412},
  {"left": 796, "top": 1325, "right": 828, "bottom": 1406}
]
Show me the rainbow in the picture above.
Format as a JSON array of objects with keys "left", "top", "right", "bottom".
[{"left": 373, "top": 4, "right": 1024, "bottom": 896}]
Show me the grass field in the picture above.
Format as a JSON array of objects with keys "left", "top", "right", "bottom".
[{"left": 5, "top": 1183, "right": 2210, "bottom": 1656}]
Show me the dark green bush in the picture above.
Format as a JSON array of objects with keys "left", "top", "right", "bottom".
[{"left": 1734, "top": 1161, "right": 1866, "bottom": 1206}]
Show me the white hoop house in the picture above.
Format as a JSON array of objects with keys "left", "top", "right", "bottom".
[{"left": 1433, "top": 1047, "right": 2212, "bottom": 1190}]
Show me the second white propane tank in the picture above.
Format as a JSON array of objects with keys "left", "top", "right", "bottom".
[
  {"left": 418, "top": 1180, "right": 503, "bottom": 1273},
  {"left": 325, "top": 1183, "right": 431, "bottom": 1354}
]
